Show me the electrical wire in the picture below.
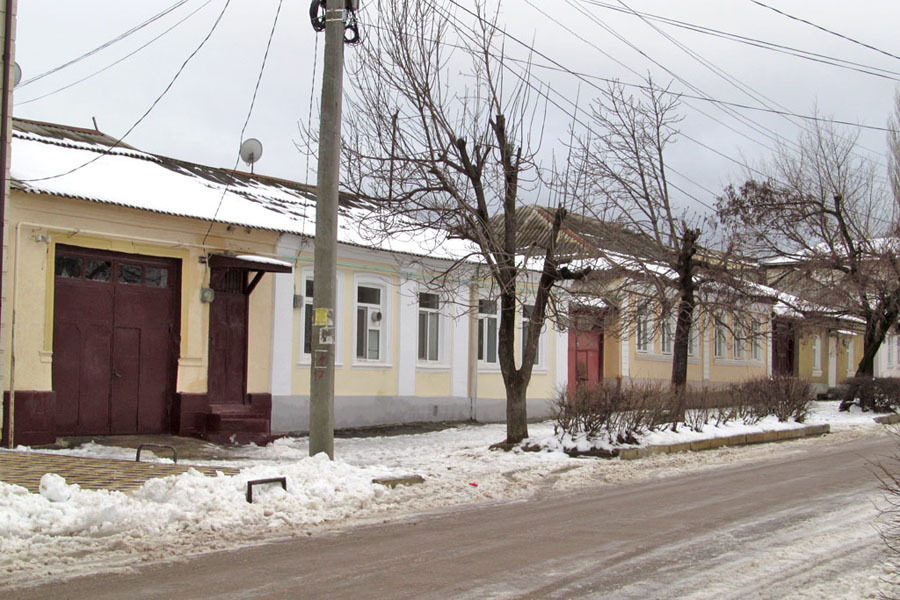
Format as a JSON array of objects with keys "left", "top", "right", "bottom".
[
  {"left": 578, "top": 0, "right": 900, "bottom": 81},
  {"left": 417, "top": 0, "right": 720, "bottom": 211},
  {"left": 201, "top": 0, "right": 285, "bottom": 247},
  {"left": 20, "top": 0, "right": 234, "bottom": 183},
  {"left": 748, "top": 0, "right": 900, "bottom": 64},
  {"left": 424, "top": 0, "right": 896, "bottom": 225},
  {"left": 19, "top": 0, "right": 194, "bottom": 88},
  {"left": 16, "top": 0, "right": 216, "bottom": 107}
]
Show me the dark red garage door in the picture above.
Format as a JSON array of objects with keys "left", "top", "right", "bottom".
[{"left": 52, "top": 245, "right": 180, "bottom": 436}]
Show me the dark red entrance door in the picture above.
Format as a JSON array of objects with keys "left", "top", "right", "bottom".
[
  {"left": 568, "top": 309, "right": 605, "bottom": 396},
  {"left": 207, "top": 267, "right": 249, "bottom": 405},
  {"left": 52, "top": 246, "right": 180, "bottom": 435}
]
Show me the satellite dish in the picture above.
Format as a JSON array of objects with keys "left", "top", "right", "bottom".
[
  {"left": 12, "top": 62, "right": 20, "bottom": 87},
  {"left": 239, "top": 138, "right": 263, "bottom": 172}
]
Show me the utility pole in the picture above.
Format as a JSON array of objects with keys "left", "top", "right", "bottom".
[
  {"left": 1, "top": 0, "right": 16, "bottom": 449},
  {"left": 309, "top": 0, "right": 354, "bottom": 459}
]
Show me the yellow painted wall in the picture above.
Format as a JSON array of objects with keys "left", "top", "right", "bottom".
[{"left": 4, "top": 190, "right": 281, "bottom": 395}]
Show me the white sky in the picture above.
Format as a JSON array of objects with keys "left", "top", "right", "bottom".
[{"left": 12, "top": 1, "right": 900, "bottom": 215}]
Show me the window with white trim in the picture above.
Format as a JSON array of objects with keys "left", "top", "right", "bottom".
[
  {"left": 478, "top": 299, "right": 499, "bottom": 364},
  {"left": 895, "top": 335, "right": 900, "bottom": 367},
  {"left": 302, "top": 277, "right": 315, "bottom": 356},
  {"left": 356, "top": 284, "right": 385, "bottom": 361},
  {"left": 418, "top": 292, "right": 441, "bottom": 362},
  {"left": 847, "top": 336, "right": 855, "bottom": 376},
  {"left": 733, "top": 315, "right": 746, "bottom": 360},
  {"left": 714, "top": 317, "right": 727, "bottom": 359},
  {"left": 521, "top": 304, "right": 543, "bottom": 367},
  {"left": 750, "top": 318, "right": 762, "bottom": 361},
  {"left": 885, "top": 336, "right": 894, "bottom": 366},
  {"left": 660, "top": 315, "right": 675, "bottom": 355},
  {"left": 812, "top": 334, "right": 822, "bottom": 374},
  {"left": 299, "top": 268, "right": 342, "bottom": 363},
  {"left": 636, "top": 310, "right": 652, "bottom": 353}
]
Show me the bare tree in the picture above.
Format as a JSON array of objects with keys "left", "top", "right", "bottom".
[
  {"left": 334, "top": 0, "right": 590, "bottom": 444},
  {"left": 718, "top": 113, "right": 900, "bottom": 379},
  {"left": 578, "top": 79, "right": 741, "bottom": 399}
]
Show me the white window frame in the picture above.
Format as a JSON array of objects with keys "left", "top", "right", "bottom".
[
  {"left": 353, "top": 276, "right": 390, "bottom": 365},
  {"left": 847, "top": 335, "right": 855, "bottom": 377},
  {"left": 298, "top": 266, "right": 342, "bottom": 366},
  {"left": 812, "top": 334, "right": 823, "bottom": 376},
  {"left": 636, "top": 310, "right": 652, "bottom": 354},
  {"left": 521, "top": 302, "right": 545, "bottom": 368},
  {"left": 732, "top": 314, "right": 746, "bottom": 360},
  {"left": 660, "top": 314, "right": 675, "bottom": 355},
  {"left": 714, "top": 317, "right": 727, "bottom": 359},
  {"left": 478, "top": 298, "right": 500, "bottom": 367},
  {"left": 417, "top": 291, "right": 442, "bottom": 363},
  {"left": 750, "top": 318, "right": 762, "bottom": 361}
]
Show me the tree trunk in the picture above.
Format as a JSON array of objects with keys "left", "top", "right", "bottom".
[
  {"left": 671, "top": 228, "right": 698, "bottom": 391},
  {"left": 855, "top": 320, "right": 886, "bottom": 378},
  {"left": 504, "top": 373, "right": 529, "bottom": 444}
]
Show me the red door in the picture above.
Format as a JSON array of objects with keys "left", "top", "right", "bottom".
[
  {"left": 207, "top": 267, "right": 249, "bottom": 405},
  {"left": 52, "top": 246, "right": 180, "bottom": 435},
  {"left": 568, "top": 309, "right": 605, "bottom": 396}
]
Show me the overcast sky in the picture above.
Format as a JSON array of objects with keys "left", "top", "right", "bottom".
[{"left": 12, "top": 1, "right": 900, "bottom": 214}]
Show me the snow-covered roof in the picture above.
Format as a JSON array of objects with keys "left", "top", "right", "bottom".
[{"left": 10, "top": 118, "right": 479, "bottom": 264}]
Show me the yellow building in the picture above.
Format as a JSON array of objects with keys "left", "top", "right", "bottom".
[{"left": 1, "top": 119, "right": 566, "bottom": 445}]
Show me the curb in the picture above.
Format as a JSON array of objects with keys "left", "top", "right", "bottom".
[
  {"left": 874, "top": 414, "right": 900, "bottom": 425},
  {"left": 618, "top": 424, "right": 831, "bottom": 460}
]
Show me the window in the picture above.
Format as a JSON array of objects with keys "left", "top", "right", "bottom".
[
  {"left": 750, "top": 318, "right": 762, "bottom": 361},
  {"left": 847, "top": 335, "right": 855, "bottom": 376},
  {"left": 813, "top": 334, "right": 822, "bottom": 374},
  {"left": 478, "top": 299, "right": 498, "bottom": 364},
  {"left": 521, "top": 304, "right": 543, "bottom": 367},
  {"left": 636, "top": 311, "right": 652, "bottom": 353},
  {"left": 302, "top": 278, "right": 315, "bottom": 355},
  {"left": 356, "top": 284, "right": 384, "bottom": 361},
  {"left": 885, "top": 336, "right": 894, "bottom": 365},
  {"left": 733, "top": 315, "right": 746, "bottom": 360},
  {"left": 418, "top": 292, "right": 440, "bottom": 362},
  {"left": 714, "top": 318, "right": 727, "bottom": 359},
  {"left": 660, "top": 315, "right": 674, "bottom": 355},
  {"left": 55, "top": 256, "right": 82, "bottom": 278}
]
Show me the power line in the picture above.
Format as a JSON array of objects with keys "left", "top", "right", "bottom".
[
  {"left": 748, "top": 0, "right": 900, "bottom": 64},
  {"left": 578, "top": 0, "right": 900, "bottom": 81},
  {"left": 16, "top": 0, "right": 215, "bottom": 107},
  {"left": 20, "top": 0, "right": 234, "bottom": 183},
  {"left": 202, "top": 0, "right": 284, "bottom": 246},
  {"left": 19, "top": 0, "right": 195, "bottom": 88},
  {"left": 415, "top": 0, "right": 720, "bottom": 211}
]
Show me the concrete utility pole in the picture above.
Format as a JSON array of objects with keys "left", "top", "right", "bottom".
[
  {"left": 1, "top": 0, "right": 16, "bottom": 449},
  {"left": 309, "top": 0, "right": 348, "bottom": 459}
]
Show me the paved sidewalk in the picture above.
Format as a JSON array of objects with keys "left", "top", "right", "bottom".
[{"left": 0, "top": 449, "right": 238, "bottom": 494}]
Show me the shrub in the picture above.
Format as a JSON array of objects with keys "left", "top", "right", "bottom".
[
  {"left": 551, "top": 383, "right": 671, "bottom": 446},
  {"left": 840, "top": 377, "right": 900, "bottom": 413},
  {"left": 728, "top": 376, "right": 811, "bottom": 423}
]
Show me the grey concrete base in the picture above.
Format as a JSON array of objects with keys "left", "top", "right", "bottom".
[
  {"left": 618, "top": 423, "right": 831, "bottom": 460},
  {"left": 272, "top": 394, "right": 556, "bottom": 434}
]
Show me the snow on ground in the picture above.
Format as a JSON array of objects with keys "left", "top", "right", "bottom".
[{"left": 0, "top": 402, "right": 896, "bottom": 594}]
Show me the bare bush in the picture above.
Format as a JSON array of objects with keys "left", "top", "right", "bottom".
[
  {"left": 729, "top": 376, "right": 811, "bottom": 423},
  {"left": 841, "top": 377, "right": 900, "bottom": 413}
]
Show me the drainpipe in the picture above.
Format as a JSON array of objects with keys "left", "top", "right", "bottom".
[{"left": 2, "top": 0, "right": 16, "bottom": 448}]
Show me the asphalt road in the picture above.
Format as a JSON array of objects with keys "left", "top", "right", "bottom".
[{"left": 12, "top": 433, "right": 895, "bottom": 599}]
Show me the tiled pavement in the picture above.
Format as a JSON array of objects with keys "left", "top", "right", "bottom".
[{"left": 0, "top": 449, "right": 239, "bottom": 494}]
